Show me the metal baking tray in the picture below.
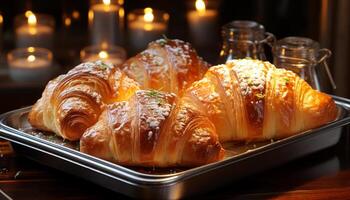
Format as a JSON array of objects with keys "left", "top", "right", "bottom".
[{"left": 0, "top": 95, "right": 350, "bottom": 199}]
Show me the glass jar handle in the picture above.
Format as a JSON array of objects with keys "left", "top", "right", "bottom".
[
  {"left": 318, "top": 48, "right": 336, "bottom": 89},
  {"left": 254, "top": 32, "right": 275, "bottom": 61},
  {"left": 260, "top": 32, "right": 276, "bottom": 48}
]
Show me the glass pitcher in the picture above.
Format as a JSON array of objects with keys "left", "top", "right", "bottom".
[
  {"left": 273, "top": 37, "right": 336, "bottom": 91},
  {"left": 219, "top": 20, "right": 275, "bottom": 63}
]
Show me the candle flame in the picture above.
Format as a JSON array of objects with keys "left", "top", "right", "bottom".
[
  {"left": 72, "top": 11, "right": 80, "bottom": 19},
  {"left": 25, "top": 11, "right": 33, "bottom": 18},
  {"left": 195, "top": 0, "right": 206, "bottom": 12},
  {"left": 103, "top": 0, "right": 111, "bottom": 5},
  {"left": 163, "top": 13, "right": 169, "bottom": 21},
  {"left": 118, "top": 0, "right": 124, "bottom": 5},
  {"left": 99, "top": 51, "right": 109, "bottom": 59},
  {"left": 144, "top": 24, "right": 153, "bottom": 31},
  {"left": 27, "top": 47, "right": 35, "bottom": 53},
  {"left": 27, "top": 55, "right": 36, "bottom": 62},
  {"left": 119, "top": 7, "right": 125, "bottom": 18},
  {"left": 101, "top": 42, "right": 108, "bottom": 49},
  {"left": 64, "top": 17, "right": 72, "bottom": 26},
  {"left": 144, "top": 7, "right": 154, "bottom": 22},
  {"left": 28, "top": 12, "right": 37, "bottom": 26},
  {"left": 0, "top": 14, "right": 3, "bottom": 24},
  {"left": 88, "top": 10, "right": 94, "bottom": 21}
]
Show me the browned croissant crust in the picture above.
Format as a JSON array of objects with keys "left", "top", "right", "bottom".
[
  {"left": 28, "top": 61, "right": 140, "bottom": 141},
  {"left": 121, "top": 39, "right": 210, "bottom": 95},
  {"left": 80, "top": 90, "right": 225, "bottom": 167},
  {"left": 184, "top": 59, "right": 338, "bottom": 142}
]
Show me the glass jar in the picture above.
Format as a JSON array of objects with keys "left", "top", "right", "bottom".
[
  {"left": 219, "top": 20, "right": 275, "bottom": 63},
  {"left": 273, "top": 37, "right": 336, "bottom": 91}
]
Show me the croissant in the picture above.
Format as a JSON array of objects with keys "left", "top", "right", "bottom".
[
  {"left": 184, "top": 59, "right": 338, "bottom": 142},
  {"left": 28, "top": 61, "right": 140, "bottom": 141},
  {"left": 80, "top": 90, "right": 225, "bottom": 167},
  {"left": 121, "top": 38, "right": 210, "bottom": 95}
]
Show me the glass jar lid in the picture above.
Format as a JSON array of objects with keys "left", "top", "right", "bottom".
[
  {"left": 274, "top": 37, "right": 320, "bottom": 63},
  {"left": 222, "top": 20, "right": 266, "bottom": 42}
]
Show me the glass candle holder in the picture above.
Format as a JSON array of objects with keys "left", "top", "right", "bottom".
[
  {"left": 89, "top": 0, "right": 124, "bottom": 46},
  {"left": 14, "top": 11, "right": 55, "bottom": 49},
  {"left": 80, "top": 44, "right": 126, "bottom": 67},
  {"left": 7, "top": 47, "right": 53, "bottom": 83},
  {"left": 186, "top": 0, "right": 218, "bottom": 47},
  {"left": 127, "top": 8, "right": 169, "bottom": 54}
]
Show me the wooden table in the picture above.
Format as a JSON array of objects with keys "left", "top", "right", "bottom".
[{"left": 0, "top": 128, "right": 350, "bottom": 200}]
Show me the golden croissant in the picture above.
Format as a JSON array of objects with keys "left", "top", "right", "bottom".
[
  {"left": 121, "top": 38, "right": 209, "bottom": 95},
  {"left": 28, "top": 61, "right": 140, "bottom": 141},
  {"left": 184, "top": 59, "right": 338, "bottom": 142},
  {"left": 80, "top": 90, "right": 225, "bottom": 167}
]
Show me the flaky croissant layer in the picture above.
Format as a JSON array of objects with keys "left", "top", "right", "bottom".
[
  {"left": 80, "top": 90, "right": 225, "bottom": 167},
  {"left": 184, "top": 59, "right": 338, "bottom": 142},
  {"left": 28, "top": 57, "right": 338, "bottom": 167},
  {"left": 121, "top": 39, "right": 209, "bottom": 95},
  {"left": 28, "top": 61, "right": 140, "bottom": 141}
]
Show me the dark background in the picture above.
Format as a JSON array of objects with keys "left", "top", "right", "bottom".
[{"left": 0, "top": 0, "right": 348, "bottom": 113}]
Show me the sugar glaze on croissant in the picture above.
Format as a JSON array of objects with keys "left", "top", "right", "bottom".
[
  {"left": 121, "top": 39, "right": 209, "bottom": 95},
  {"left": 28, "top": 55, "right": 338, "bottom": 168},
  {"left": 28, "top": 61, "right": 140, "bottom": 141},
  {"left": 80, "top": 90, "right": 225, "bottom": 167},
  {"left": 184, "top": 59, "right": 338, "bottom": 142}
]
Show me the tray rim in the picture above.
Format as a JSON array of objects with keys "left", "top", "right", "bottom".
[{"left": 0, "top": 95, "right": 350, "bottom": 187}]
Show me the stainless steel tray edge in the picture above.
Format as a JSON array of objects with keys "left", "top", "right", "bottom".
[{"left": 0, "top": 95, "right": 349, "bottom": 199}]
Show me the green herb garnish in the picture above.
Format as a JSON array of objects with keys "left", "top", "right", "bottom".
[
  {"left": 162, "top": 34, "right": 169, "bottom": 40},
  {"left": 248, "top": 79, "right": 254, "bottom": 86},
  {"left": 154, "top": 35, "right": 169, "bottom": 47},
  {"left": 255, "top": 93, "right": 265, "bottom": 99},
  {"left": 157, "top": 39, "right": 167, "bottom": 47},
  {"left": 96, "top": 61, "right": 110, "bottom": 70},
  {"left": 130, "top": 62, "right": 137, "bottom": 69},
  {"left": 47, "top": 134, "right": 56, "bottom": 141},
  {"left": 147, "top": 90, "right": 161, "bottom": 98},
  {"left": 147, "top": 90, "right": 166, "bottom": 105}
]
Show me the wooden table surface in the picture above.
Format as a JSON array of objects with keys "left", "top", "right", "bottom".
[{"left": 0, "top": 127, "right": 350, "bottom": 200}]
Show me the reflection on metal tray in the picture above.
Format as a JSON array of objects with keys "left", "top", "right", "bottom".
[{"left": 0, "top": 95, "right": 350, "bottom": 199}]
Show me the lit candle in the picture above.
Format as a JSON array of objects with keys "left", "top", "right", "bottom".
[
  {"left": 64, "top": 16, "right": 72, "bottom": 27},
  {"left": 187, "top": 0, "right": 218, "bottom": 46},
  {"left": 15, "top": 11, "right": 54, "bottom": 49},
  {"left": 90, "top": 0, "right": 124, "bottom": 45},
  {"left": 7, "top": 47, "right": 53, "bottom": 83},
  {"left": 128, "top": 8, "right": 169, "bottom": 53},
  {"left": 72, "top": 10, "right": 80, "bottom": 20},
  {"left": 80, "top": 45, "right": 126, "bottom": 66},
  {"left": 0, "top": 13, "right": 3, "bottom": 51}
]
